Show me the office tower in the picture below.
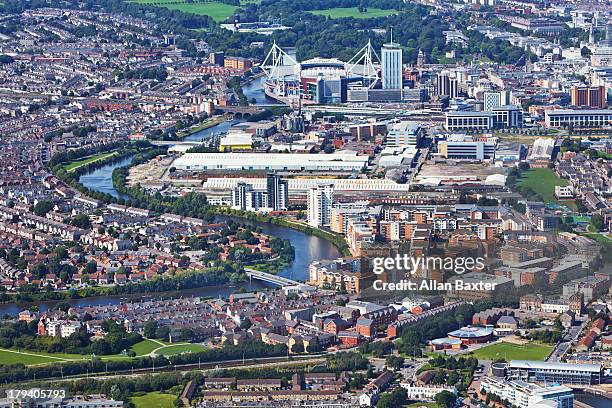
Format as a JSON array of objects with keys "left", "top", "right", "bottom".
[
  {"left": 266, "top": 173, "right": 289, "bottom": 211},
  {"left": 209, "top": 51, "right": 224, "bottom": 66},
  {"left": 307, "top": 183, "right": 334, "bottom": 227},
  {"left": 483, "top": 90, "right": 511, "bottom": 111},
  {"left": 570, "top": 85, "right": 606, "bottom": 109},
  {"left": 436, "top": 71, "right": 459, "bottom": 98},
  {"left": 381, "top": 36, "right": 403, "bottom": 89}
]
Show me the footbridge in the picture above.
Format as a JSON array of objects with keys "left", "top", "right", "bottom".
[{"left": 244, "top": 268, "right": 300, "bottom": 287}]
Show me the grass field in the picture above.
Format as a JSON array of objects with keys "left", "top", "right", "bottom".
[
  {"left": 518, "top": 168, "right": 570, "bottom": 203},
  {"left": 405, "top": 403, "right": 440, "bottom": 408},
  {"left": 471, "top": 342, "right": 552, "bottom": 361},
  {"left": 309, "top": 7, "right": 397, "bottom": 19},
  {"left": 131, "top": 0, "right": 237, "bottom": 22},
  {"left": 156, "top": 343, "right": 207, "bottom": 356},
  {"left": 0, "top": 339, "right": 165, "bottom": 366},
  {"left": 131, "top": 392, "right": 176, "bottom": 408},
  {"left": 130, "top": 339, "right": 162, "bottom": 356},
  {"left": 0, "top": 349, "right": 75, "bottom": 365},
  {"left": 64, "top": 151, "right": 118, "bottom": 172}
]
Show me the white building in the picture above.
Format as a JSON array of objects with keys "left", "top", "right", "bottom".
[
  {"left": 231, "top": 182, "right": 270, "bottom": 212},
  {"left": 172, "top": 152, "right": 369, "bottom": 172},
  {"left": 386, "top": 121, "right": 424, "bottom": 147},
  {"left": 481, "top": 377, "right": 573, "bottom": 408},
  {"left": 307, "top": 183, "right": 334, "bottom": 227},
  {"left": 400, "top": 383, "right": 457, "bottom": 401},
  {"left": 381, "top": 41, "right": 402, "bottom": 90},
  {"left": 555, "top": 185, "right": 575, "bottom": 199},
  {"left": 438, "top": 135, "right": 496, "bottom": 160},
  {"left": 60, "top": 321, "right": 82, "bottom": 338}
]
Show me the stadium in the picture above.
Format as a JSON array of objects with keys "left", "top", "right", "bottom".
[
  {"left": 261, "top": 41, "right": 380, "bottom": 105},
  {"left": 447, "top": 326, "right": 494, "bottom": 345}
]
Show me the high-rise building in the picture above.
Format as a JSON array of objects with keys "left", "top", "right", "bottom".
[
  {"left": 570, "top": 85, "right": 606, "bottom": 109},
  {"left": 307, "top": 183, "right": 334, "bottom": 227},
  {"left": 381, "top": 40, "right": 403, "bottom": 89},
  {"left": 231, "top": 182, "right": 269, "bottom": 211},
  {"left": 266, "top": 173, "right": 289, "bottom": 211},
  {"left": 437, "top": 71, "right": 459, "bottom": 98},
  {"left": 209, "top": 51, "right": 225, "bottom": 66},
  {"left": 483, "top": 90, "right": 511, "bottom": 111}
]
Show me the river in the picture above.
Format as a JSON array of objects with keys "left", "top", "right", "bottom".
[{"left": 0, "top": 152, "right": 341, "bottom": 316}]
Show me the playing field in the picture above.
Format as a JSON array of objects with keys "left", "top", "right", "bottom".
[
  {"left": 131, "top": 392, "right": 176, "bottom": 408},
  {"left": 156, "top": 343, "right": 207, "bottom": 356},
  {"left": 0, "top": 339, "right": 164, "bottom": 366},
  {"left": 471, "top": 342, "right": 552, "bottom": 361},
  {"left": 131, "top": 0, "right": 237, "bottom": 22},
  {"left": 63, "top": 151, "right": 118, "bottom": 172},
  {"left": 518, "top": 168, "right": 570, "bottom": 203},
  {"left": 309, "top": 7, "right": 396, "bottom": 19}
]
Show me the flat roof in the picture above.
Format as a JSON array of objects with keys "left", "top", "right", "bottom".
[
  {"left": 546, "top": 109, "right": 612, "bottom": 115},
  {"left": 446, "top": 111, "right": 495, "bottom": 117},
  {"left": 509, "top": 360, "right": 602, "bottom": 372}
]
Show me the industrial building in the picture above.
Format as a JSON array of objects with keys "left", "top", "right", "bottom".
[{"left": 172, "top": 152, "right": 369, "bottom": 172}]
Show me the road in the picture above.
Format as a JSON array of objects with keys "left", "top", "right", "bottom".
[{"left": 548, "top": 319, "right": 587, "bottom": 362}]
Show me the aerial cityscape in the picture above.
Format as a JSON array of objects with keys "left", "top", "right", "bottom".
[{"left": 0, "top": 0, "right": 611, "bottom": 407}]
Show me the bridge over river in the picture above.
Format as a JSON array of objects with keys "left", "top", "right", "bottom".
[{"left": 244, "top": 268, "right": 300, "bottom": 287}]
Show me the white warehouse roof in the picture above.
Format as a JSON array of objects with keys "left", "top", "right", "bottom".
[{"left": 172, "top": 152, "right": 369, "bottom": 172}]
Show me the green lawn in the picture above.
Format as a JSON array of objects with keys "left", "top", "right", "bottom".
[
  {"left": 156, "top": 343, "right": 207, "bottom": 356},
  {"left": 471, "top": 342, "right": 552, "bottom": 361},
  {"left": 131, "top": 0, "right": 237, "bottom": 22},
  {"left": 130, "top": 339, "right": 161, "bottom": 356},
  {"left": 518, "top": 168, "right": 570, "bottom": 203},
  {"left": 405, "top": 403, "right": 440, "bottom": 408},
  {"left": 63, "top": 151, "right": 118, "bottom": 172},
  {"left": 0, "top": 349, "right": 72, "bottom": 365},
  {"left": 131, "top": 392, "right": 176, "bottom": 408},
  {"left": 0, "top": 340, "right": 161, "bottom": 366},
  {"left": 309, "top": 7, "right": 397, "bottom": 19}
]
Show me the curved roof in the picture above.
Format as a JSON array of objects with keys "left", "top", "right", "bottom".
[
  {"left": 448, "top": 326, "right": 493, "bottom": 339},
  {"left": 431, "top": 337, "right": 463, "bottom": 346}
]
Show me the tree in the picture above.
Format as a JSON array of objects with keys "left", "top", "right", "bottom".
[
  {"left": 144, "top": 321, "right": 158, "bottom": 339},
  {"left": 590, "top": 214, "right": 604, "bottom": 231},
  {"left": 385, "top": 355, "right": 404, "bottom": 370},
  {"left": 33, "top": 200, "right": 54, "bottom": 216},
  {"left": 71, "top": 214, "right": 92, "bottom": 229},
  {"left": 436, "top": 390, "right": 458, "bottom": 408}
]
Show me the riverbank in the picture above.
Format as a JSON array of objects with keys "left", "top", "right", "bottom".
[
  {"left": 210, "top": 207, "right": 351, "bottom": 257},
  {"left": 176, "top": 115, "right": 227, "bottom": 139}
]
